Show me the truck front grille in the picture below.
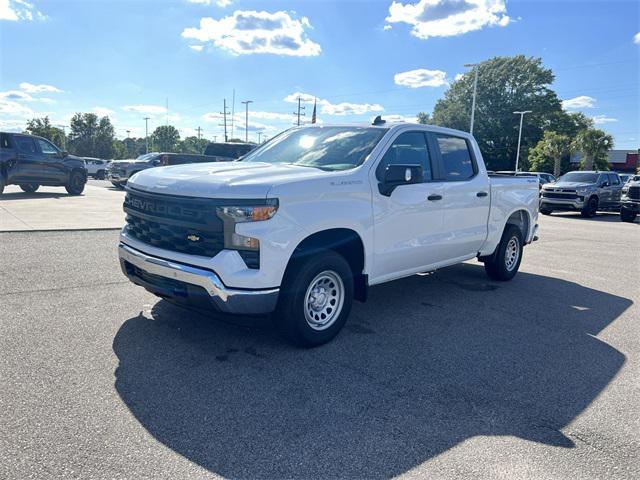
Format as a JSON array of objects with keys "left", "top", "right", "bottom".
[
  {"left": 542, "top": 191, "right": 578, "bottom": 200},
  {"left": 628, "top": 186, "right": 640, "bottom": 200},
  {"left": 124, "top": 188, "right": 225, "bottom": 258}
]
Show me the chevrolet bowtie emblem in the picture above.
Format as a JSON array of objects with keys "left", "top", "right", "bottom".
[{"left": 187, "top": 234, "right": 200, "bottom": 242}]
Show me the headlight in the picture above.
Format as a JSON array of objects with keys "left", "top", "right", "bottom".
[
  {"left": 575, "top": 187, "right": 590, "bottom": 195},
  {"left": 216, "top": 200, "right": 279, "bottom": 252}
]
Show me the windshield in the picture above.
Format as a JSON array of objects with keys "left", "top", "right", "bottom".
[
  {"left": 135, "top": 153, "right": 158, "bottom": 161},
  {"left": 242, "top": 126, "right": 388, "bottom": 171},
  {"left": 558, "top": 172, "right": 599, "bottom": 183}
]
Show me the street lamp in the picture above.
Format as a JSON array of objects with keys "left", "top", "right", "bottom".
[
  {"left": 513, "top": 110, "right": 532, "bottom": 172},
  {"left": 56, "top": 124, "right": 67, "bottom": 150},
  {"left": 464, "top": 63, "right": 479, "bottom": 134},
  {"left": 241, "top": 100, "right": 253, "bottom": 143}
]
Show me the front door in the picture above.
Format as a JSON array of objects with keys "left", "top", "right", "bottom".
[
  {"left": 370, "top": 130, "right": 447, "bottom": 283},
  {"left": 34, "top": 137, "right": 67, "bottom": 183}
]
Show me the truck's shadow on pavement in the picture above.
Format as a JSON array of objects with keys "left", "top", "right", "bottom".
[{"left": 113, "top": 263, "right": 631, "bottom": 478}]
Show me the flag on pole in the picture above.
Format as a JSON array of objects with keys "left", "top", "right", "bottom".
[{"left": 311, "top": 98, "right": 317, "bottom": 124}]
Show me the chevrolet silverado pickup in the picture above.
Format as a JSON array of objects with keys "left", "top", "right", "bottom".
[{"left": 118, "top": 122, "right": 539, "bottom": 346}]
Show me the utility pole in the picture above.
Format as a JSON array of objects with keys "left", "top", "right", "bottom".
[
  {"left": 257, "top": 132, "right": 262, "bottom": 144},
  {"left": 230, "top": 89, "right": 236, "bottom": 139},
  {"left": 56, "top": 125, "right": 67, "bottom": 150},
  {"left": 196, "top": 126, "right": 203, "bottom": 153},
  {"left": 213, "top": 135, "right": 217, "bottom": 143},
  {"left": 513, "top": 110, "right": 532, "bottom": 172},
  {"left": 220, "top": 99, "right": 230, "bottom": 142},
  {"left": 126, "top": 130, "right": 131, "bottom": 138},
  {"left": 294, "top": 97, "right": 305, "bottom": 126},
  {"left": 241, "top": 100, "right": 253, "bottom": 143},
  {"left": 464, "top": 63, "right": 479, "bottom": 134},
  {"left": 143, "top": 117, "right": 150, "bottom": 153}
]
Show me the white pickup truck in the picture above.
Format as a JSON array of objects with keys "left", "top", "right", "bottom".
[{"left": 118, "top": 121, "right": 539, "bottom": 346}]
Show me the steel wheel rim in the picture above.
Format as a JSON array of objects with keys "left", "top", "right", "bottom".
[
  {"left": 505, "top": 236, "right": 520, "bottom": 271},
  {"left": 304, "top": 270, "right": 344, "bottom": 331}
]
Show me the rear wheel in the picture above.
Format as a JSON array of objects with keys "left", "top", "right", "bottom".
[
  {"left": 19, "top": 184, "right": 39, "bottom": 193},
  {"left": 0, "top": 175, "right": 5, "bottom": 195},
  {"left": 581, "top": 196, "right": 598, "bottom": 218},
  {"left": 620, "top": 208, "right": 637, "bottom": 223},
  {"left": 96, "top": 170, "right": 106, "bottom": 180},
  {"left": 274, "top": 250, "right": 353, "bottom": 347},
  {"left": 483, "top": 224, "right": 524, "bottom": 281},
  {"left": 65, "top": 170, "right": 86, "bottom": 195},
  {"left": 540, "top": 208, "right": 553, "bottom": 215}
]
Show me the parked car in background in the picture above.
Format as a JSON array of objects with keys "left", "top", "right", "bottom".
[
  {"left": 620, "top": 176, "right": 640, "bottom": 222},
  {"left": 0, "top": 132, "right": 87, "bottom": 195},
  {"left": 618, "top": 173, "right": 633, "bottom": 184},
  {"left": 540, "top": 171, "right": 623, "bottom": 217},
  {"left": 118, "top": 122, "right": 539, "bottom": 346},
  {"left": 107, "top": 152, "right": 222, "bottom": 188},
  {"left": 83, "top": 157, "right": 111, "bottom": 180},
  {"left": 204, "top": 142, "right": 256, "bottom": 161}
]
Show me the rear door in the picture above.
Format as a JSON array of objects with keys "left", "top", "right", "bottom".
[
  {"left": 608, "top": 173, "right": 622, "bottom": 205},
  {"left": 432, "top": 133, "right": 490, "bottom": 260},
  {"left": 12, "top": 135, "right": 42, "bottom": 182}
]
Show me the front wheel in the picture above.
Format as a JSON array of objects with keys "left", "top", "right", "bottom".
[
  {"left": 96, "top": 170, "right": 106, "bottom": 180},
  {"left": 581, "top": 196, "right": 598, "bottom": 218},
  {"left": 19, "top": 184, "right": 39, "bottom": 193},
  {"left": 483, "top": 224, "right": 524, "bottom": 281},
  {"left": 65, "top": 171, "right": 86, "bottom": 195},
  {"left": 0, "top": 175, "right": 5, "bottom": 195},
  {"left": 274, "top": 250, "right": 353, "bottom": 347},
  {"left": 540, "top": 208, "right": 553, "bottom": 215},
  {"left": 620, "top": 208, "right": 637, "bottom": 223}
]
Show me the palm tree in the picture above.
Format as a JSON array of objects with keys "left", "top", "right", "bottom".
[
  {"left": 539, "top": 131, "right": 570, "bottom": 177},
  {"left": 572, "top": 129, "right": 614, "bottom": 171}
]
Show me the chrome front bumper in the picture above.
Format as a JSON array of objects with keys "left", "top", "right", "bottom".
[
  {"left": 540, "top": 197, "right": 584, "bottom": 210},
  {"left": 118, "top": 243, "right": 279, "bottom": 315}
]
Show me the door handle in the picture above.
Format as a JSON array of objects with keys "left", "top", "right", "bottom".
[
  {"left": 427, "top": 194, "right": 443, "bottom": 201},
  {"left": 476, "top": 191, "right": 488, "bottom": 197}
]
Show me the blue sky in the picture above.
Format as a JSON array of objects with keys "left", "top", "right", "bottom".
[{"left": 1, "top": 0, "right": 638, "bottom": 149}]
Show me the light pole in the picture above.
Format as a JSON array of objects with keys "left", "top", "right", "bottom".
[
  {"left": 513, "top": 110, "right": 532, "bottom": 172},
  {"left": 143, "top": 117, "right": 150, "bottom": 153},
  {"left": 464, "top": 63, "right": 479, "bottom": 134},
  {"left": 56, "top": 125, "right": 67, "bottom": 150},
  {"left": 241, "top": 100, "right": 253, "bottom": 143}
]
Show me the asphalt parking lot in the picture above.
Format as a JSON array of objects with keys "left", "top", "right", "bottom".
[{"left": 1, "top": 211, "right": 639, "bottom": 479}]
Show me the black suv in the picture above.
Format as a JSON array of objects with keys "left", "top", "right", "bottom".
[
  {"left": 620, "top": 175, "right": 640, "bottom": 223},
  {"left": 0, "top": 132, "right": 87, "bottom": 195},
  {"left": 204, "top": 142, "right": 256, "bottom": 160}
]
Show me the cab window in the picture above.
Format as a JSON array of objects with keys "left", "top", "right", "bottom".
[
  {"left": 36, "top": 138, "right": 59, "bottom": 155},
  {"left": 15, "top": 136, "right": 38, "bottom": 153},
  {"left": 376, "top": 131, "right": 433, "bottom": 182},
  {"left": 435, "top": 134, "right": 475, "bottom": 181}
]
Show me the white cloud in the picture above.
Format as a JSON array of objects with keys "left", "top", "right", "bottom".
[
  {"left": 284, "top": 92, "right": 384, "bottom": 116},
  {"left": 182, "top": 10, "right": 321, "bottom": 56},
  {"left": 394, "top": 68, "right": 448, "bottom": 88},
  {"left": 0, "top": 89, "right": 36, "bottom": 101},
  {"left": 122, "top": 104, "right": 167, "bottom": 115},
  {"left": 0, "top": 0, "right": 46, "bottom": 21},
  {"left": 383, "top": 24, "right": 392, "bottom": 31},
  {"left": 189, "top": 44, "right": 204, "bottom": 51},
  {"left": 19, "top": 82, "right": 63, "bottom": 94},
  {"left": 592, "top": 115, "right": 618, "bottom": 125},
  {"left": 454, "top": 73, "right": 464, "bottom": 81},
  {"left": 186, "top": 0, "right": 233, "bottom": 5},
  {"left": 384, "top": 114, "right": 419, "bottom": 123},
  {"left": 386, "top": 0, "right": 511, "bottom": 39},
  {"left": 93, "top": 106, "right": 115, "bottom": 117},
  {"left": 251, "top": 111, "right": 294, "bottom": 121},
  {"left": 634, "top": 32, "right": 640, "bottom": 44},
  {"left": 562, "top": 95, "right": 596, "bottom": 110},
  {"left": 0, "top": 98, "right": 35, "bottom": 118}
]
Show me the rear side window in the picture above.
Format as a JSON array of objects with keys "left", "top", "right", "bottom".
[
  {"left": 435, "top": 134, "right": 475, "bottom": 181},
  {"left": 377, "top": 131, "right": 433, "bottom": 182},
  {"left": 1, "top": 133, "right": 11, "bottom": 149},
  {"left": 609, "top": 174, "right": 620, "bottom": 185},
  {"left": 15, "top": 136, "right": 37, "bottom": 153}
]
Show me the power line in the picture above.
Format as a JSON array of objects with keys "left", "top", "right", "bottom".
[
  {"left": 241, "top": 100, "right": 253, "bottom": 143},
  {"left": 220, "top": 99, "right": 230, "bottom": 142},
  {"left": 294, "top": 97, "right": 305, "bottom": 126}
]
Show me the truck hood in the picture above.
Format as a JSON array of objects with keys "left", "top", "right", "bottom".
[
  {"left": 545, "top": 181, "right": 594, "bottom": 189},
  {"left": 127, "top": 161, "right": 329, "bottom": 199}
]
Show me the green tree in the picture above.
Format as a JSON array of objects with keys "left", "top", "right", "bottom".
[
  {"left": 151, "top": 125, "right": 180, "bottom": 152},
  {"left": 180, "top": 136, "right": 209, "bottom": 154},
  {"left": 528, "top": 131, "right": 571, "bottom": 176},
  {"left": 417, "top": 112, "right": 433, "bottom": 125},
  {"left": 426, "top": 55, "right": 563, "bottom": 171},
  {"left": 571, "top": 129, "right": 614, "bottom": 171},
  {"left": 68, "top": 113, "right": 115, "bottom": 158},
  {"left": 25, "top": 117, "right": 66, "bottom": 148}
]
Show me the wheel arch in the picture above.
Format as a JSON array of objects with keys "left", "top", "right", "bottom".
[{"left": 286, "top": 228, "right": 368, "bottom": 302}]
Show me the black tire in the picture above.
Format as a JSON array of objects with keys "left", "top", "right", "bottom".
[
  {"left": 274, "top": 250, "right": 354, "bottom": 347},
  {"left": 111, "top": 182, "right": 125, "bottom": 189},
  {"left": 19, "top": 184, "right": 39, "bottom": 193},
  {"left": 0, "top": 175, "right": 5, "bottom": 195},
  {"left": 96, "top": 170, "right": 106, "bottom": 180},
  {"left": 483, "top": 224, "right": 524, "bottom": 281},
  {"left": 580, "top": 196, "right": 598, "bottom": 218},
  {"left": 65, "top": 170, "right": 86, "bottom": 195},
  {"left": 620, "top": 208, "right": 637, "bottom": 223},
  {"left": 540, "top": 208, "right": 553, "bottom": 215}
]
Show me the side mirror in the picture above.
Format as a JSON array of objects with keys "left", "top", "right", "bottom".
[
  {"left": 152, "top": 159, "right": 162, "bottom": 166},
  {"left": 60, "top": 151, "right": 69, "bottom": 158},
  {"left": 601, "top": 181, "right": 609, "bottom": 187},
  {"left": 379, "top": 164, "right": 423, "bottom": 196}
]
